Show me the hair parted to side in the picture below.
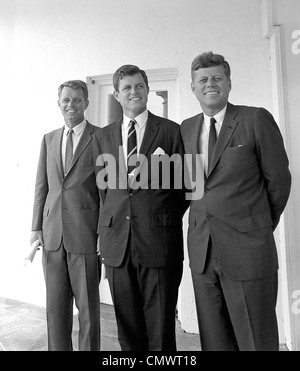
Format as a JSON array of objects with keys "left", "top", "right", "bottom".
[
  {"left": 113, "top": 64, "right": 149, "bottom": 92},
  {"left": 191, "top": 51, "right": 231, "bottom": 81},
  {"left": 58, "top": 80, "right": 89, "bottom": 101}
]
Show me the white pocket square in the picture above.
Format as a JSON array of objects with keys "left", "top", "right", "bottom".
[{"left": 153, "top": 147, "right": 165, "bottom": 155}]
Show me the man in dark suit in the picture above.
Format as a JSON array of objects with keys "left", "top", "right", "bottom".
[
  {"left": 180, "top": 52, "right": 291, "bottom": 351},
  {"left": 95, "top": 65, "right": 188, "bottom": 351},
  {"left": 30, "top": 80, "right": 101, "bottom": 351}
]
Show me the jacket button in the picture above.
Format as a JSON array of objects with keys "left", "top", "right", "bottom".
[
  {"left": 126, "top": 216, "right": 131, "bottom": 221},
  {"left": 129, "top": 193, "right": 133, "bottom": 197}
]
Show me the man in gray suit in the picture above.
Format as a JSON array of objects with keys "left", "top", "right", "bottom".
[
  {"left": 180, "top": 52, "right": 291, "bottom": 351},
  {"left": 30, "top": 80, "right": 101, "bottom": 351}
]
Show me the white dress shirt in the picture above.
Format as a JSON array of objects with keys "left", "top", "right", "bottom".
[
  {"left": 200, "top": 105, "right": 227, "bottom": 174},
  {"left": 122, "top": 110, "right": 148, "bottom": 169},
  {"left": 62, "top": 119, "right": 86, "bottom": 173}
]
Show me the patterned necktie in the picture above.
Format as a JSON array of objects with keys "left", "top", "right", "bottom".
[
  {"left": 65, "top": 128, "right": 74, "bottom": 175},
  {"left": 127, "top": 119, "right": 137, "bottom": 175},
  {"left": 208, "top": 117, "right": 217, "bottom": 172}
]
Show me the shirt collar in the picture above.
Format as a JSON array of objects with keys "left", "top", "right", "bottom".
[
  {"left": 122, "top": 110, "right": 148, "bottom": 131},
  {"left": 64, "top": 119, "right": 86, "bottom": 137},
  {"left": 203, "top": 105, "right": 227, "bottom": 129}
]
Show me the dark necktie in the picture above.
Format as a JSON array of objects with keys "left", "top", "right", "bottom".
[
  {"left": 208, "top": 117, "right": 217, "bottom": 172},
  {"left": 127, "top": 119, "right": 137, "bottom": 175},
  {"left": 65, "top": 128, "right": 74, "bottom": 175}
]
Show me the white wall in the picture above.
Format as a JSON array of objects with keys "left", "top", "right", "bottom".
[{"left": 0, "top": 0, "right": 276, "bottom": 334}]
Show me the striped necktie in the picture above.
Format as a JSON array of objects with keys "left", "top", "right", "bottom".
[{"left": 127, "top": 119, "right": 137, "bottom": 175}]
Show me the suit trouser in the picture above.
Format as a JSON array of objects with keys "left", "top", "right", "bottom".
[
  {"left": 42, "top": 242, "right": 101, "bottom": 351},
  {"left": 105, "top": 235, "right": 183, "bottom": 351},
  {"left": 192, "top": 239, "right": 279, "bottom": 351}
]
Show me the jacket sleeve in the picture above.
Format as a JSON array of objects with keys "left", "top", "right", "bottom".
[
  {"left": 254, "top": 108, "right": 291, "bottom": 229},
  {"left": 31, "top": 136, "right": 49, "bottom": 231}
]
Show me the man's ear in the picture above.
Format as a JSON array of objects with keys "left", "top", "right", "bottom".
[
  {"left": 85, "top": 99, "right": 89, "bottom": 109},
  {"left": 113, "top": 91, "right": 119, "bottom": 102},
  {"left": 228, "top": 79, "right": 232, "bottom": 91},
  {"left": 191, "top": 82, "right": 195, "bottom": 94}
]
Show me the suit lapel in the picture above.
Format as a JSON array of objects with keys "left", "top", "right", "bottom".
[
  {"left": 109, "top": 118, "right": 125, "bottom": 168},
  {"left": 208, "top": 103, "right": 239, "bottom": 177},
  {"left": 108, "top": 118, "right": 127, "bottom": 187},
  {"left": 54, "top": 127, "right": 64, "bottom": 179},
  {"left": 131, "top": 111, "right": 160, "bottom": 190},
  {"left": 185, "top": 114, "right": 206, "bottom": 184},
  {"left": 139, "top": 111, "right": 160, "bottom": 157},
  {"left": 190, "top": 113, "right": 203, "bottom": 155},
  {"left": 67, "top": 121, "right": 94, "bottom": 174},
  {"left": 135, "top": 111, "right": 160, "bottom": 175}
]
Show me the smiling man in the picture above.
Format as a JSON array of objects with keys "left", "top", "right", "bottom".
[
  {"left": 180, "top": 52, "right": 291, "bottom": 351},
  {"left": 95, "top": 65, "right": 188, "bottom": 351},
  {"left": 30, "top": 80, "right": 101, "bottom": 351}
]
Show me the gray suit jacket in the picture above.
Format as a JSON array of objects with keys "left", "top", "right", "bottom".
[
  {"left": 180, "top": 103, "right": 291, "bottom": 280},
  {"left": 31, "top": 121, "right": 101, "bottom": 254}
]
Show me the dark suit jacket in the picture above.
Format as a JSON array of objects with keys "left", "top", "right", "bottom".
[
  {"left": 95, "top": 111, "right": 188, "bottom": 268},
  {"left": 180, "top": 103, "right": 291, "bottom": 281},
  {"left": 31, "top": 121, "right": 101, "bottom": 254}
]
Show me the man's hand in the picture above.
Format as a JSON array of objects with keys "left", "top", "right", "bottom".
[{"left": 30, "top": 230, "right": 44, "bottom": 247}]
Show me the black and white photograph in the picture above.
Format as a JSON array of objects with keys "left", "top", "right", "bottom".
[{"left": 0, "top": 0, "right": 299, "bottom": 353}]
